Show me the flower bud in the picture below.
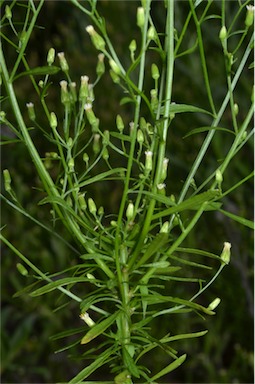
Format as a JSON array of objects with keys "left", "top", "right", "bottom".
[
  {"left": 215, "top": 168, "right": 223, "bottom": 185},
  {"left": 145, "top": 150, "right": 153, "bottom": 172},
  {"left": 160, "top": 221, "right": 169, "bottom": 233},
  {"left": 159, "top": 158, "right": 169, "bottom": 183},
  {"left": 102, "top": 147, "right": 109, "bottom": 161},
  {"left": 233, "top": 103, "right": 239, "bottom": 116},
  {"left": 83, "top": 153, "right": 89, "bottom": 165},
  {"left": 96, "top": 53, "right": 105, "bottom": 76},
  {"left": 5, "top": 5, "right": 12, "bottom": 20},
  {"left": 58, "top": 52, "right": 69, "bottom": 73},
  {"left": 26, "top": 102, "right": 35, "bottom": 121},
  {"left": 70, "top": 82, "right": 77, "bottom": 103},
  {"left": 126, "top": 202, "right": 134, "bottom": 221},
  {"left": 139, "top": 117, "right": 147, "bottom": 131},
  {"left": 219, "top": 26, "right": 227, "bottom": 41},
  {"left": 245, "top": 5, "right": 254, "bottom": 28},
  {"left": 68, "top": 157, "right": 75, "bottom": 172},
  {"left": 16, "top": 263, "right": 28, "bottom": 276},
  {"left": 86, "top": 25, "right": 105, "bottom": 51},
  {"left": 157, "top": 183, "right": 166, "bottom": 195},
  {"left": 208, "top": 297, "right": 221, "bottom": 311},
  {"left": 137, "top": 7, "right": 145, "bottom": 29},
  {"left": 80, "top": 312, "right": 95, "bottom": 327},
  {"left": 220, "top": 242, "right": 231, "bottom": 265},
  {"left": 3, "top": 169, "right": 11, "bottom": 192},
  {"left": 60, "top": 80, "right": 70, "bottom": 105},
  {"left": 84, "top": 103, "right": 97, "bottom": 126},
  {"left": 116, "top": 114, "right": 124, "bottom": 132},
  {"left": 78, "top": 193, "right": 87, "bottom": 211},
  {"left": 150, "top": 89, "right": 158, "bottom": 110},
  {"left": 67, "top": 137, "right": 73, "bottom": 148},
  {"left": 79, "top": 75, "right": 89, "bottom": 102},
  {"left": 50, "top": 112, "right": 57, "bottom": 129},
  {"left": 88, "top": 197, "right": 97, "bottom": 215},
  {"left": 93, "top": 133, "right": 100, "bottom": 154},
  {"left": 151, "top": 64, "right": 160, "bottom": 81},
  {"left": 109, "top": 69, "right": 120, "bottom": 84},
  {"left": 137, "top": 129, "right": 144, "bottom": 145},
  {"left": 109, "top": 59, "right": 122, "bottom": 76},
  {"left": 129, "top": 39, "right": 137, "bottom": 61},
  {"left": 47, "top": 48, "right": 55, "bottom": 66},
  {"left": 147, "top": 26, "right": 157, "bottom": 41},
  {"left": 98, "top": 206, "right": 104, "bottom": 216}
]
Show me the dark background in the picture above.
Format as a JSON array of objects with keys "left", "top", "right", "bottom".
[{"left": 1, "top": 1, "right": 254, "bottom": 383}]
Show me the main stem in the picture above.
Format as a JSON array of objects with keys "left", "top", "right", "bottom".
[{"left": 128, "top": 0, "right": 175, "bottom": 270}]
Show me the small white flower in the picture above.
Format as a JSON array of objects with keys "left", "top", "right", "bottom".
[
  {"left": 86, "top": 25, "right": 94, "bottom": 34},
  {"left": 246, "top": 5, "right": 255, "bottom": 11},
  {"left": 157, "top": 183, "right": 166, "bottom": 190}
]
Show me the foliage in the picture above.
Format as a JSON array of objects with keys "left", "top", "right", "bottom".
[{"left": 1, "top": 1, "right": 254, "bottom": 383}]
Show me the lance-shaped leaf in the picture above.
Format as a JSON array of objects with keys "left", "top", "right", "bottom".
[
  {"left": 68, "top": 347, "right": 116, "bottom": 383},
  {"left": 150, "top": 354, "right": 187, "bottom": 381},
  {"left": 81, "top": 311, "right": 120, "bottom": 344},
  {"left": 152, "top": 190, "right": 220, "bottom": 220},
  {"left": 78, "top": 168, "right": 126, "bottom": 188},
  {"left": 147, "top": 294, "right": 215, "bottom": 315},
  {"left": 30, "top": 277, "right": 91, "bottom": 297},
  {"left": 14, "top": 66, "right": 60, "bottom": 80},
  {"left": 219, "top": 208, "right": 254, "bottom": 229},
  {"left": 159, "top": 103, "right": 213, "bottom": 116}
]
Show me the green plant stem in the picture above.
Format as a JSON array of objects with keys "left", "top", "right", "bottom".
[
  {"left": 175, "top": 32, "right": 253, "bottom": 210},
  {"left": 128, "top": 0, "right": 174, "bottom": 271},
  {"left": 189, "top": 0, "right": 216, "bottom": 117},
  {"left": 9, "top": 0, "right": 44, "bottom": 82}
]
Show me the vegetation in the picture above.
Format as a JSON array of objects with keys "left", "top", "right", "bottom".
[{"left": 1, "top": 1, "right": 254, "bottom": 383}]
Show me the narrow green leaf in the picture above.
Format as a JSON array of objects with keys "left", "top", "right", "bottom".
[
  {"left": 152, "top": 190, "right": 220, "bottom": 220},
  {"left": 30, "top": 277, "right": 89, "bottom": 296},
  {"left": 14, "top": 66, "right": 60, "bottom": 80},
  {"left": 81, "top": 311, "right": 120, "bottom": 344},
  {"left": 147, "top": 295, "right": 214, "bottom": 315},
  {"left": 135, "top": 233, "right": 169, "bottom": 269},
  {"left": 140, "top": 285, "right": 149, "bottom": 318},
  {"left": 219, "top": 208, "right": 254, "bottom": 229},
  {"left": 183, "top": 126, "right": 235, "bottom": 138},
  {"left": 78, "top": 168, "right": 126, "bottom": 188},
  {"left": 162, "top": 330, "right": 208, "bottom": 343},
  {"left": 175, "top": 247, "right": 221, "bottom": 260},
  {"left": 68, "top": 347, "right": 115, "bottom": 383},
  {"left": 150, "top": 354, "right": 187, "bottom": 381},
  {"left": 123, "top": 346, "right": 140, "bottom": 378},
  {"left": 133, "top": 190, "right": 221, "bottom": 212},
  {"left": 160, "top": 103, "right": 213, "bottom": 116}
]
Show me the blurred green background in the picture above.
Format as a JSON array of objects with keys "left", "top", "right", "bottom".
[{"left": 1, "top": 1, "right": 253, "bottom": 383}]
